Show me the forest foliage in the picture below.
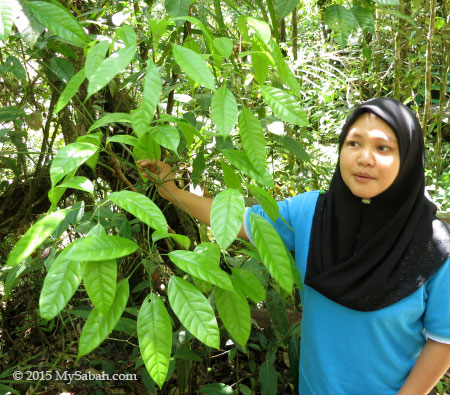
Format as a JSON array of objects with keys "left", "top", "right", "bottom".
[{"left": 0, "top": 0, "right": 449, "bottom": 393}]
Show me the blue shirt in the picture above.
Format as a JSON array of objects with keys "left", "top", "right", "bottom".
[{"left": 244, "top": 190, "right": 450, "bottom": 394}]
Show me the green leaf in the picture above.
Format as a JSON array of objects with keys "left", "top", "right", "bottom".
[
  {"left": 259, "top": 360, "right": 278, "bottom": 395},
  {"left": 272, "top": 134, "right": 310, "bottom": 163},
  {"left": 172, "top": 44, "right": 216, "bottom": 91},
  {"left": 230, "top": 267, "right": 266, "bottom": 303},
  {"left": 116, "top": 25, "right": 136, "bottom": 47},
  {"left": 12, "top": 0, "right": 44, "bottom": 48},
  {"left": 132, "top": 61, "right": 162, "bottom": 138},
  {"left": 222, "top": 149, "right": 273, "bottom": 188},
  {"left": 0, "top": 0, "right": 15, "bottom": 41},
  {"left": 137, "top": 293, "right": 172, "bottom": 389},
  {"left": 247, "top": 17, "right": 271, "bottom": 44},
  {"left": 85, "top": 40, "right": 110, "bottom": 81},
  {"left": 215, "top": 288, "right": 250, "bottom": 347},
  {"left": 252, "top": 38, "right": 270, "bottom": 84},
  {"left": 266, "top": 288, "right": 289, "bottom": 340},
  {"left": 87, "top": 43, "right": 137, "bottom": 99},
  {"left": 194, "top": 243, "right": 221, "bottom": 265},
  {"left": 6, "top": 210, "right": 68, "bottom": 267},
  {"left": 172, "top": 16, "right": 214, "bottom": 51},
  {"left": 152, "top": 230, "right": 191, "bottom": 250},
  {"left": 87, "top": 113, "right": 132, "bottom": 133},
  {"left": 49, "top": 57, "right": 74, "bottom": 83},
  {"left": 246, "top": 184, "right": 279, "bottom": 225},
  {"left": 220, "top": 160, "right": 242, "bottom": 190},
  {"left": 324, "top": 4, "right": 357, "bottom": 47},
  {"left": 372, "top": 0, "right": 400, "bottom": 4},
  {"left": 269, "top": 38, "right": 301, "bottom": 97},
  {"left": 210, "top": 188, "right": 244, "bottom": 250},
  {"left": 55, "top": 67, "right": 86, "bottom": 114},
  {"left": 39, "top": 260, "right": 82, "bottom": 320},
  {"left": 168, "top": 250, "right": 233, "bottom": 290},
  {"left": 211, "top": 86, "right": 238, "bottom": 137},
  {"left": 50, "top": 142, "right": 98, "bottom": 186},
  {"left": 5, "top": 55, "right": 27, "bottom": 82},
  {"left": 134, "top": 133, "right": 161, "bottom": 161},
  {"left": 168, "top": 276, "right": 220, "bottom": 349},
  {"left": 108, "top": 190, "right": 167, "bottom": 232},
  {"left": 165, "top": 0, "right": 191, "bottom": 17},
  {"left": 213, "top": 37, "right": 233, "bottom": 58},
  {"left": 27, "top": 1, "right": 89, "bottom": 45},
  {"left": 106, "top": 135, "right": 139, "bottom": 147},
  {"left": 274, "top": 0, "right": 299, "bottom": 19},
  {"left": 63, "top": 235, "right": 138, "bottom": 261},
  {"left": 249, "top": 213, "right": 293, "bottom": 293},
  {"left": 199, "top": 383, "right": 237, "bottom": 394},
  {"left": 78, "top": 279, "right": 129, "bottom": 357},
  {"left": 239, "top": 106, "right": 267, "bottom": 169},
  {"left": 56, "top": 176, "right": 94, "bottom": 193},
  {"left": 259, "top": 86, "right": 308, "bottom": 126},
  {"left": 351, "top": 6, "right": 374, "bottom": 33},
  {"left": 149, "top": 125, "right": 180, "bottom": 153},
  {"left": 0, "top": 106, "right": 25, "bottom": 122},
  {"left": 82, "top": 260, "right": 117, "bottom": 314}
]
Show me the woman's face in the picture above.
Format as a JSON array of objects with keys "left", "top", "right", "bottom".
[{"left": 339, "top": 112, "right": 400, "bottom": 199}]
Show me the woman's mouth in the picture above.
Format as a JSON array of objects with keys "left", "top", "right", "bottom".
[{"left": 354, "top": 172, "right": 375, "bottom": 182}]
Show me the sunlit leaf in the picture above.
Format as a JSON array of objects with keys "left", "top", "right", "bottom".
[
  {"left": 149, "top": 125, "right": 180, "bottom": 153},
  {"left": 269, "top": 39, "right": 301, "bottom": 97},
  {"left": 56, "top": 176, "right": 94, "bottom": 193},
  {"left": 78, "top": 279, "right": 129, "bottom": 357},
  {"left": 0, "top": 0, "right": 14, "bottom": 41},
  {"left": 259, "top": 85, "right": 308, "bottom": 126},
  {"left": 82, "top": 260, "right": 117, "bottom": 314},
  {"left": 249, "top": 213, "right": 293, "bottom": 293},
  {"left": 210, "top": 188, "right": 244, "bottom": 250},
  {"left": 230, "top": 267, "right": 266, "bottom": 303},
  {"left": 324, "top": 4, "right": 357, "bottom": 47},
  {"left": 87, "top": 113, "right": 132, "bottom": 133},
  {"left": 6, "top": 210, "right": 68, "bottom": 267},
  {"left": 246, "top": 184, "right": 279, "bottom": 225},
  {"left": 351, "top": 6, "right": 374, "bottom": 33},
  {"left": 211, "top": 86, "right": 238, "bottom": 137},
  {"left": 247, "top": 17, "right": 271, "bottom": 44},
  {"left": 106, "top": 135, "right": 139, "bottom": 147},
  {"left": 55, "top": 68, "right": 86, "bottom": 114},
  {"left": 85, "top": 40, "right": 110, "bottom": 81},
  {"left": 39, "top": 259, "right": 82, "bottom": 320},
  {"left": 172, "top": 44, "right": 216, "bottom": 91},
  {"left": 239, "top": 106, "right": 267, "bottom": 169},
  {"left": 50, "top": 142, "right": 98, "bottom": 186},
  {"left": 137, "top": 293, "right": 172, "bottom": 388},
  {"left": 199, "top": 383, "right": 237, "bottom": 394},
  {"left": 152, "top": 230, "right": 191, "bottom": 250},
  {"left": 213, "top": 37, "right": 233, "bottom": 58},
  {"left": 132, "top": 61, "right": 162, "bottom": 138},
  {"left": 215, "top": 287, "right": 251, "bottom": 346},
  {"left": 109, "top": 190, "right": 167, "bottom": 232},
  {"left": 165, "top": 0, "right": 191, "bottom": 17},
  {"left": 168, "top": 250, "right": 233, "bottom": 290},
  {"left": 274, "top": 0, "right": 299, "bottom": 19},
  {"left": 168, "top": 276, "right": 220, "bottom": 349},
  {"left": 12, "top": 0, "right": 44, "bottom": 48},
  {"left": 28, "top": 1, "right": 89, "bottom": 45}
]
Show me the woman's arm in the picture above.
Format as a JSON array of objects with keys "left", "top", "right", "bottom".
[
  {"left": 397, "top": 339, "right": 450, "bottom": 395},
  {"left": 137, "top": 159, "right": 247, "bottom": 239}
]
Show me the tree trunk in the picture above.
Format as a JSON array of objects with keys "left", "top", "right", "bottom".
[{"left": 393, "top": 0, "right": 405, "bottom": 99}]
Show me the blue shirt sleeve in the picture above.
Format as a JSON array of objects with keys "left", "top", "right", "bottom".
[{"left": 423, "top": 256, "right": 450, "bottom": 344}]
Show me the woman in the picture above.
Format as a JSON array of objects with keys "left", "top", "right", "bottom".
[{"left": 138, "top": 97, "right": 450, "bottom": 394}]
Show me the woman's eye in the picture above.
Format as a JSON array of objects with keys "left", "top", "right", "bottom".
[
  {"left": 347, "top": 141, "right": 359, "bottom": 147},
  {"left": 378, "top": 145, "right": 391, "bottom": 152}
]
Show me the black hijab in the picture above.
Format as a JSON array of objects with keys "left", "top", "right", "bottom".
[{"left": 305, "top": 97, "right": 450, "bottom": 311}]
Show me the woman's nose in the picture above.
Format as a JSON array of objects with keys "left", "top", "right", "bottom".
[{"left": 357, "top": 148, "right": 375, "bottom": 166}]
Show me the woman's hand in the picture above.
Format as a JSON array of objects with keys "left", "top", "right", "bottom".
[{"left": 137, "top": 159, "right": 180, "bottom": 201}]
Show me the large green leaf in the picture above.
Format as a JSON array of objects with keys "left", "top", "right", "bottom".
[
  {"left": 247, "top": 17, "right": 271, "bottom": 44},
  {"left": 0, "top": 106, "right": 25, "bottom": 122},
  {"left": 87, "top": 112, "right": 132, "bottom": 133},
  {"left": 259, "top": 86, "right": 308, "bottom": 126},
  {"left": 249, "top": 213, "right": 293, "bottom": 293},
  {"left": 78, "top": 279, "right": 129, "bottom": 357},
  {"left": 6, "top": 210, "right": 68, "bottom": 267},
  {"left": 85, "top": 40, "right": 110, "bottom": 81},
  {"left": 39, "top": 259, "right": 82, "bottom": 320},
  {"left": 168, "top": 276, "right": 220, "bottom": 349},
  {"left": 55, "top": 67, "right": 85, "bottom": 114},
  {"left": 210, "top": 188, "right": 244, "bottom": 250},
  {"left": 259, "top": 360, "right": 278, "bottom": 395},
  {"left": 168, "top": 250, "right": 233, "bottom": 290},
  {"left": 239, "top": 106, "right": 267, "bottom": 169},
  {"left": 172, "top": 44, "right": 216, "bottom": 91},
  {"left": 50, "top": 142, "right": 98, "bottom": 186},
  {"left": 149, "top": 125, "right": 180, "bottom": 153},
  {"left": 351, "top": 6, "right": 374, "bottom": 33},
  {"left": 215, "top": 288, "right": 250, "bottom": 347},
  {"left": 132, "top": 61, "right": 162, "bottom": 138},
  {"left": 230, "top": 267, "right": 266, "bottom": 303},
  {"left": 134, "top": 133, "right": 161, "bottom": 161},
  {"left": 87, "top": 43, "right": 137, "bottom": 98},
  {"left": 272, "top": 134, "right": 310, "bottom": 163},
  {"left": 324, "top": 4, "right": 357, "bottom": 47},
  {"left": 62, "top": 235, "right": 138, "bottom": 261},
  {"left": 108, "top": 190, "right": 167, "bottom": 232},
  {"left": 252, "top": 38, "right": 270, "bottom": 84},
  {"left": 211, "top": 85, "right": 238, "bottom": 137},
  {"left": 222, "top": 149, "right": 273, "bottom": 188},
  {"left": 246, "top": 184, "right": 279, "bottom": 225},
  {"left": 0, "top": 0, "right": 14, "bottom": 41},
  {"left": 137, "top": 293, "right": 172, "bottom": 389},
  {"left": 220, "top": 160, "right": 242, "bottom": 190},
  {"left": 27, "top": 1, "right": 89, "bottom": 46},
  {"left": 49, "top": 57, "right": 74, "bottom": 83},
  {"left": 152, "top": 230, "right": 191, "bottom": 250},
  {"left": 56, "top": 176, "right": 94, "bottom": 194},
  {"left": 213, "top": 37, "right": 233, "bottom": 59},
  {"left": 82, "top": 260, "right": 117, "bottom": 314},
  {"left": 106, "top": 135, "right": 139, "bottom": 147},
  {"left": 274, "top": 0, "right": 299, "bottom": 19},
  {"left": 165, "top": 0, "right": 191, "bottom": 17},
  {"left": 12, "top": 0, "right": 44, "bottom": 48}
]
